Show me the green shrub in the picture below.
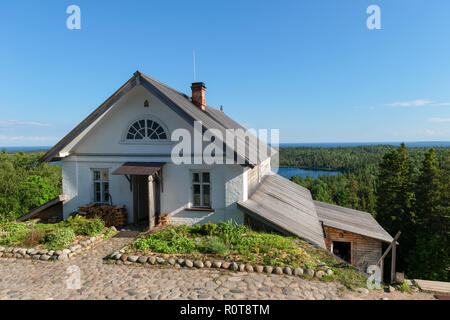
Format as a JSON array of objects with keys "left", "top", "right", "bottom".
[
  {"left": 216, "top": 220, "right": 248, "bottom": 248},
  {"left": 84, "top": 218, "right": 105, "bottom": 236},
  {"left": 133, "top": 228, "right": 195, "bottom": 254},
  {"left": 193, "top": 222, "right": 218, "bottom": 237},
  {"left": 44, "top": 228, "right": 76, "bottom": 250},
  {"left": 200, "top": 237, "right": 228, "bottom": 254},
  {"left": 0, "top": 221, "right": 28, "bottom": 233}
]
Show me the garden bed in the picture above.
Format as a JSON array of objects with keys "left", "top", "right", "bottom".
[
  {"left": 0, "top": 215, "right": 117, "bottom": 261},
  {"left": 109, "top": 221, "right": 368, "bottom": 289}
]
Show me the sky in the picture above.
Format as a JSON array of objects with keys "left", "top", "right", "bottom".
[{"left": 1, "top": 0, "right": 450, "bottom": 146}]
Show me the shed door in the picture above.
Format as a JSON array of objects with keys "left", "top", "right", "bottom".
[{"left": 332, "top": 241, "right": 351, "bottom": 263}]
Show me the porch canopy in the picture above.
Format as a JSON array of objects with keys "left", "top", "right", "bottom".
[{"left": 112, "top": 162, "right": 165, "bottom": 176}]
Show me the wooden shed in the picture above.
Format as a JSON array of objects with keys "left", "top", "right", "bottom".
[{"left": 314, "top": 200, "right": 394, "bottom": 273}]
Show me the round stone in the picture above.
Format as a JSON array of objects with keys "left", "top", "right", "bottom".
[
  {"left": 255, "top": 265, "right": 264, "bottom": 273},
  {"left": 294, "top": 268, "right": 304, "bottom": 276},
  {"left": 138, "top": 256, "right": 148, "bottom": 264},
  {"left": 238, "top": 264, "right": 246, "bottom": 272},
  {"left": 283, "top": 267, "right": 292, "bottom": 275},
  {"left": 26, "top": 248, "right": 35, "bottom": 255},
  {"left": 156, "top": 257, "right": 165, "bottom": 264},
  {"left": 230, "top": 262, "right": 239, "bottom": 271},
  {"left": 127, "top": 255, "right": 139, "bottom": 263},
  {"left": 221, "top": 262, "right": 231, "bottom": 269},
  {"left": 326, "top": 269, "right": 333, "bottom": 275},
  {"left": 58, "top": 254, "right": 68, "bottom": 261},
  {"left": 305, "top": 269, "right": 315, "bottom": 277},
  {"left": 212, "top": 261, "right": 222, "bottom": 268},
  {"left": 315, "top": 270, "right": 325, "bottom": 278},
  {"left": 120, "top": 255, "right": 128, "bottom": 262},
  {"left": 176, "top": 258, "right": 185, "bottom": 265},
  {"left": 62, "top": 249, "right": 71, "bottom": 255},
  {"left": 204, "top": 261, "right": 212, "bottom": 268},
  {"left": 274, "top": 267, "right": 283, "bottom": 275},
  {"left": 264, "top": 266, "right": 273, "bottom": 274},
  {"left": 193, "top": 260, "right": 204, "bottom": 268},
  {"left": 40, "top": 255, "right": 51, "bottom": 261},
  {"left": 168, "top": 258, "right": 176, "bottom": 265},
  {"left": 245, "top": 265, "right": 254, "bottom": 272},
  {"left": 185, "top": 260, "right": 193, "bottom": 268},
  {"left": 148, "top": 257, "right": 156, "bottom": 265},
  {"left": 174, "top": 263, "right": 181, "bottom": 268},
  {"left": 0, "top": 246, "right": 4, "bottom": 252},
  {"left": 55, "top": 250, "right": 63, "bottom": 256}
]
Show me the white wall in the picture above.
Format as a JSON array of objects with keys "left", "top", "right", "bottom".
[
  {"left": 62, "top": 156, "right": 246, "bottom": 225},
  {"left": 60, "top": 83, "right": 250, "bottom": 225}
]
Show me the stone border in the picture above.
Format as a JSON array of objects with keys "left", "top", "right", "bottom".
[
  {"left": 0, "top": 234, "right": 107, "bottom": 262},
  {"left": 107, "top": 250, "right": 334, "bottom": 279}
]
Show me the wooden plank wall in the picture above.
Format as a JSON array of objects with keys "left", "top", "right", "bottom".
[
  {"left": 324, "top": 226, "right": 382, "bottom": 273},
  {"left": 247, "top": 165, "right": 259, "bottom": 196},
  {"left": 247, "top": 158, "right": 272, "bottom": 196}
]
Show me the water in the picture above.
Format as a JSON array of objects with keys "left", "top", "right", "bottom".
[{"left": 275, "top": 167, "right": 339, "bottom": 179}]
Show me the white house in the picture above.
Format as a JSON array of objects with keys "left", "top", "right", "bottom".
[{"left": 39, "top": 71, "right": 394, "bottom": 271}]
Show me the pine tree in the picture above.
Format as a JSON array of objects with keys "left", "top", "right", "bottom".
[
  {"left": 376, "top": 143, "right": 415, "bottom": 234},
  {"left": 415, "top": 148, "right": 442, "bottom": 231},
  {"left": 376, "top": 143, "right": 415, "bottom": 274}
]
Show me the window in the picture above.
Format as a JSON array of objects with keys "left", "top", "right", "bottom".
[
  {"left": 126, "top": 119, "right": 167, "bottom": 140},
  {"left": 93, "top": 169, "right": 110, "bottom": 203},
  {"left": 192, "top": 171, "right": 211, "bottom": 208}
]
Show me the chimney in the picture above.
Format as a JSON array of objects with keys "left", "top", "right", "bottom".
[{"left": 191, "top": 82, "right": 206, "bottom": 110}]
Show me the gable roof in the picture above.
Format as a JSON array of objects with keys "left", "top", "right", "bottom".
[
  {"left": 40, "top": 71, "right": 274, "bottom": 165},
  {"left": 314, "top": 200, "right": 393, "bottom": 243},
  {"left": 237, "top": 173, "right": 327, "bottom": 249}
]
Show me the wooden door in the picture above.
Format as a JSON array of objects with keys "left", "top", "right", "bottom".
[{"left": 132, "top": 175, "right": 149, "bottom": 224}]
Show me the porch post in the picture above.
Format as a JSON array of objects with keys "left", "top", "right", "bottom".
[{"left": 148, "top": 175, "right": 155, "bottom": 229}]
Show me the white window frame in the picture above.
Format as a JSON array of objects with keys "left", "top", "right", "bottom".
[
  {"left": 92, "top": 169, "right": 110, "bottom": 204},
  {"left": 191, "top": 170, "right": 211, "bottom": 208}
]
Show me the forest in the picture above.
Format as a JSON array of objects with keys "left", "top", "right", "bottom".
[
  {"left": 281, "top": 144, "right": 449, "bottom": 281},
  {"left": 0, "top": 150, "right": 61, "bottom": 222}
]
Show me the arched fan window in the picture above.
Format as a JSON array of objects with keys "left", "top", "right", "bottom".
[{"left": 126, "top": 119, "right": 168, "bottom": 140}]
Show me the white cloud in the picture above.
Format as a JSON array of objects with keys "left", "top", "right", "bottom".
[
  {"left": 0, "top": 120, "right": 51, "bottom": 127},
  {"left": 386, "top": 100, "right": 450, "bottom": 107},
  {"left": 0, "top": 135, "right": 58, "bottom": 141},
  {"left": 428, "top": 117, "right": 450, "bottom": 123}
]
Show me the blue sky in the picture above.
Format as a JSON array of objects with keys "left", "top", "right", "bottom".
[{"left": 1, "top": 0, "right": 450, "bottom": 146}]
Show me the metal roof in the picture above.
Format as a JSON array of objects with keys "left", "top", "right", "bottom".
[
  {"left": 111, "top": 162, "right": 164, "bottom": 176},
  {"left": 238, "top": 174, "right": 327, "bottom": 249},
  {"left": 314, "top": 200, "right": 394, "bottom": 243},
  {"left": 40, "top": 71, "right": 272, "bottom": 165}
]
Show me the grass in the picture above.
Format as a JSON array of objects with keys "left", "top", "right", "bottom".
[
  {"left": 397, "top": 280, "right": 413, "bottom": 293},
  {"left": 0, "top": 215, "right": 114, "bottom": 250},
  {"left": 130, "top": 220, "right": 368, "bottom": 289}
]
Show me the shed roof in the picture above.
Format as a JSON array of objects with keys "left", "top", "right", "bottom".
[
  {"left": 16, "top": 194, "right": 66, "bottom": 222},
  {"left": 238, "top": 174, "right": 327, "bottom": 249},
  {"left": 111, "top": 162, "right": 164, "bottom": 176},
  {"left": 40, "top": 71, "right": 274, "bottom": 165},
  {"left": 314, "top": 200, "right": 394, "bottom": 243}
]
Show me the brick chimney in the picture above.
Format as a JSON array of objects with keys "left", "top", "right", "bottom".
[{"left": 191, "top": 82, "right": 206, "bottom": 110}]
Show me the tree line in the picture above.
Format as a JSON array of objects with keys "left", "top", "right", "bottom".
[
  {"left": 0, "top": 150, "right": 61, "bottom": 222},
  {"left": 282, "top": 144, "right": 449, "bottom": 281}
]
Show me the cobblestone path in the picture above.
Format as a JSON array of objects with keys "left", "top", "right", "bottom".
[{"left": 0, "top": 235, "right": 434, "bottom": 300}]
